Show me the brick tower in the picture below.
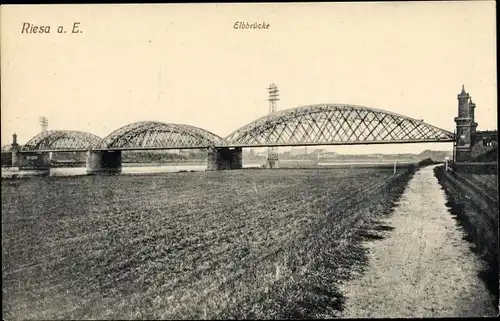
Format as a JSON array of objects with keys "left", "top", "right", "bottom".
[{"left": 454, "top": 85, "right": 475, "bottom": 162}]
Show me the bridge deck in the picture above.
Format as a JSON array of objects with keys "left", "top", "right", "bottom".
[{"left": 18, "top": 138, "right": 455, "bottom": 153}]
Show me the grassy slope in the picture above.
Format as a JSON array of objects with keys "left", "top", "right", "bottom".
[
  {"left": 2, "top": 167, "right": 415, "bottom": 320},
  {"left": 433, "top": 166, "right": 498, "bottom": 306}
]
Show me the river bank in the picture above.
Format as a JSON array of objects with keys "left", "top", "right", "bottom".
[
  {"left": 2, "top": 167, "right": 416, "bottom": 319},
  {"left": 1, "top": 161, "right": 422, "bottom": 179}
]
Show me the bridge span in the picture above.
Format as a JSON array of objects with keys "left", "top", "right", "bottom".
[
  {"left": 4, "top": 103, "right": 456, "bottom": 173},
  {"left": 8, "top": 89, "right": 495, "bottom": 174}
]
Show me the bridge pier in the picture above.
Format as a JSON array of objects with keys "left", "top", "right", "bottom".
[
  {"left": 11, "top": 151, "right": 50, "bottom": 169},
  {"left": 86, "top": 150, "right": 122, "bottom": 175},
  {"left": 11, "top": 151, "right": 51, "bottom": 171},
  {"left": 207, "top": 147, "right": 242, "bottom": 170}
]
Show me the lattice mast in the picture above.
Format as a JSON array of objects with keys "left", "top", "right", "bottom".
[
  {"left": 267, "top": 83, "right": 279, "bottom": 168},
  {"left": 39, "top": 116, "right": 48, "bottom": 133}
]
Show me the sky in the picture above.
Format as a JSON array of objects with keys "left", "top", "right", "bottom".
[{"left": 0, "top": 2, "right": 497, "bottom": 154}]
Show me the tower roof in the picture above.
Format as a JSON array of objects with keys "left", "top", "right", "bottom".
[{"left": 458, "top": 84, "right": 469, "bottom": 97}]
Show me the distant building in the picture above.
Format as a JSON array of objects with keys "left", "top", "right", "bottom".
[
  {"left": 471, "top": 130, "right": 497, "bottom": 161},
  {"left": 309, "top": 149, "right": 325, "bottom": 157},
  {"left": 321, "top": 152, "right": 338, "bottom": 158},
  {"left": 289, "top": 147, "right": 325, "bottom": 157},
  {"left": 289, "top": 148, "right": 309, "bottom": 157}
]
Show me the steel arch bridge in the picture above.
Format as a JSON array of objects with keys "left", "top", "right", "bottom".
[
  {"left": 220, "top": 104, "right": 455, "bottom": 148},
  {"left": 17, "top": 105, "right": 455, "bottom": 152},
  {"left": 21, "top": 130, "right": 102, "bottom": 151},
  {"left": 96, "top": 121, "right": 223, "bottom": 150}
]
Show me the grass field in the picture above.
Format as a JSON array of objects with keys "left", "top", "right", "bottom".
[{"left": 2, "top": 167, "right": 415, "bottom": 320}]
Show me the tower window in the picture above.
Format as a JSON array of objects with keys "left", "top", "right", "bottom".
[{"left": 483, "top": 138, "right": 494, "bottom": 147}]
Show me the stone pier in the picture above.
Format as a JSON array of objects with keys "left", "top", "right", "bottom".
[
  {"left": 12, "top": 151, "right": 51, "bottom": 171},
  {"left": 86, "top": 150, "right": 122, "bottom": 175},
  {"left": 207, "top": 147, "right": 243, "bottom": 170}
]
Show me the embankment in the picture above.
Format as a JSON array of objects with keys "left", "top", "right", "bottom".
[{"left": 433, "top": 165, "right": 498, "bottom": 304}]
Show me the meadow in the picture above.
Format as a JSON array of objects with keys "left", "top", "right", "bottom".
[{"left": 2, "top": 167, "right": 415, "bottom": 319}]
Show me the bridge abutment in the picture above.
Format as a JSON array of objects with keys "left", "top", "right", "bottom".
[
  {"left": 207, "top": 147, "right": 242, "bottom": 170},
  {"left": 86, "top": 150, "right": 122, "bottom": 175},
  {"left": 1, "top": 152, "right": 12, "bottom": 167}
]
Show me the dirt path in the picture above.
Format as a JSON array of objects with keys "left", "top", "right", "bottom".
[{"left": 340, "top": 165, "right": 497, "bottom": 318}]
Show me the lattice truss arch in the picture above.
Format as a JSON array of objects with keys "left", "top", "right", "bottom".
[
  {"left": 222, "top": 104, "right": 455, "bottom": 147},
  {"left": 22, "top": 130, "right": 102, "bottom": 151},
  {"left": 97, "top": 121, "right": 223, "bottom": 149}
]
